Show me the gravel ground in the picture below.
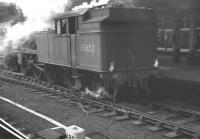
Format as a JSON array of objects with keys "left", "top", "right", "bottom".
[{"left": 0, "top": 82, "right": 178, "bottom": 139}]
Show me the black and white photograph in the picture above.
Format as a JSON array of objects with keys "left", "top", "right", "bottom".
[{"left": 0, "top": 0, "right": 200, "bottom": 138}]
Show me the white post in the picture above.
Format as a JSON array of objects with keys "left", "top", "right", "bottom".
[{"left": 0, "top": 96, "right": 90, "bottom": 139}]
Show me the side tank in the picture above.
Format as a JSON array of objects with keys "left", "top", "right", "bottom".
[{"left": 34, "top": 7, "right": 157, "bottom": 73}]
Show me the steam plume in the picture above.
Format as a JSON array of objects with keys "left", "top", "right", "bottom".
[
  {"left": 72, "top": 0, "right": 110, "bottom": 11},
  {"left": 0, "top": 0, "right": 71, "bottom": 52}
]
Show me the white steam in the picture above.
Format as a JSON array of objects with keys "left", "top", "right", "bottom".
[
  {"left": 72, "top": 0, "right": 110, "bottom": 11},
  {"left": 0, "top": 0, "right": 71, "bottom": 52},
  {"left": 0, "top": 0, "right": 110, "bottom": 52}
]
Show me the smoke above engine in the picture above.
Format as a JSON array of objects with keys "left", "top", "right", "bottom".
[
  {"left": 0, "top": 0, "right": 137, "bottom": 53},
  {"left": 72, "top": 0, "right": 110, "bottom": 11},
  {"left": 72, "top": 0, "right": 139, "bottom": 11},
  {"left": 0, "top": 0, "right": 71, "bottom": 52}
]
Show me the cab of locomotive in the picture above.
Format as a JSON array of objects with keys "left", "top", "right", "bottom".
[
  {"left": 55, "top": 16, "right": 76, "bottom": 35},
  {"left": 54, "top": 7, "right": 157, "bottom": 73}
]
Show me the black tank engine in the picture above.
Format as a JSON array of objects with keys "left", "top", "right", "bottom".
[{"left": 17, "top": 6, "right": 158, "bottom": 103}]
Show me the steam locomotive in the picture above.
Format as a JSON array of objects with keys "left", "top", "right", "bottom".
[{"left": 16, "top": 5, "right": 157, "bottom": 102}]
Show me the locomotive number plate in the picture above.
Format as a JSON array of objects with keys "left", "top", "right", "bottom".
[{"left": 80, "top": 44, "right": 95, "bottom": 53}]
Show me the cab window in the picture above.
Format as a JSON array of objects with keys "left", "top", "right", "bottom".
[
  {"left": 68, "top": 17, "right": 76, "bottom": 34},
  {"left": 56, "top": 20, "right": 61, "bottom": 34},
  {"left": 56, "top": 17, "right": 77, "bottom": 35},
  {"left": 61, "top": 19, "right": 67, "bottom": 34}
]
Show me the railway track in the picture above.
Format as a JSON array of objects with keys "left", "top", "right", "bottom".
[{"left": 1, "top": 71, "right": 200, "bottom": 138}]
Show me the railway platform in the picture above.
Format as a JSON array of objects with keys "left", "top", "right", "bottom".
[
  {"left": 158, "top": 55, "right": 200, "bottom": 84},
  {"left": 150, "top": 55, "right": 200, "bottom": 104}
]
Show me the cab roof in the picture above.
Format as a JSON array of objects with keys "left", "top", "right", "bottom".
[
  {"left": 54, "top": 5, "right": 154, "bottom": 23},
  {"left": 54, "top": 8, "right": 89, "bottom": 20}
]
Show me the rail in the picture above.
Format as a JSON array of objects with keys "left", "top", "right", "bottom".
[
  {"left": 1, "top": 71, "right": 200, "bottom": 138},
  {"left": 0, "top": 117, "right": 29, "bottom": 139}
]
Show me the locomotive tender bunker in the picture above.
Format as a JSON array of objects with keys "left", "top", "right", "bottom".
[
  {"left": 36, "top": 7, "right": 156, "bottom": 71},
  {"left": 18, "top": 6, "right": 157, "bottom": 101}
]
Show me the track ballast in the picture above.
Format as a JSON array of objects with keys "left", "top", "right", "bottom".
[{"left": 1, "top": 70, "right": 200, "bottom": 139}]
